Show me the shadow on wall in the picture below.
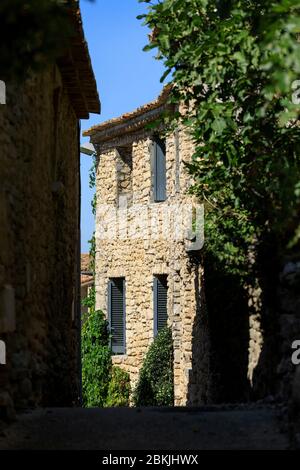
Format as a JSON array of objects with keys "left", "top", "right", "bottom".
[
  {"left": 186, "top": 234, "right": 288, "bottom": 406},
  {"left": 42, "top": 179, "right": 79, "bottom": 408},
  {"left": 250, "top": 237, "right": 281, "bottom": 400},
  {"left": 251, "top": 240, "right": 300, "bottom": 403},
  {"left": 187, "top": 254, "right": 251, "bottom": 405},
  {"left": 186, "top": 260, "right": 212, "bottom": 405}
]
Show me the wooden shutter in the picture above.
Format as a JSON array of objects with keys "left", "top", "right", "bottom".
[
  {"left": 108, "top": 278, "right": 125, "bottom": 354},
  {"left": 153, "top": 139, "right": 167, "bottom": 202},
  {"left": 154, "top": 275, "right": 168, "bottom": 336}
]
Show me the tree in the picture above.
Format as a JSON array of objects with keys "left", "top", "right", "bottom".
[
  {"left": 140, "top": 0, "right": 300, "bottom": 396},
  {"left": 139, "top": 0, "right": 300, "bottom": 276}
]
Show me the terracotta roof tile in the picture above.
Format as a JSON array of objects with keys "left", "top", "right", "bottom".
[
  {"left": 81, "top": 254, "right": 93, "bottom": 286},
  {"left": 83, "top": 85, "right": 172, "bottom": 137}
]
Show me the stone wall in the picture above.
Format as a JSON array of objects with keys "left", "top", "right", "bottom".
[
  {"left": 273, "top": 258, "right": 300, "bottom": 444},
  {"left": 277, "top": 259, "right": 300, "bottom": 402},
  {"left": 95, "top": 127, "right": 211, "bottom": 406},
  {"left": 244, "top": 255, "right": 300, "bottom": 406},
  {"left": 0, "top": 65, "right": 80, "bottom": 416}
]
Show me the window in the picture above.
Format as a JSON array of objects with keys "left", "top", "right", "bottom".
[
  {"left": 116, "top": 145, "right": 133, "bottom": 207},
  {"left": 153, "top": 275, "right": 168, "bottom": 336},
  {"left": 108, "top": 278, "right": 126, "bottom": 354},
  {"left": 152, "top": 138, "right": 167, "bottom": 202}
]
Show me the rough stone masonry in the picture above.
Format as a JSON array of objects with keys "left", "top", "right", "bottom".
[
  {"left": 84, "top": 89, "right": 212, "bottom": 406},
  {"left": 0, "top": 2, "right": 100, "bottom": 417}
]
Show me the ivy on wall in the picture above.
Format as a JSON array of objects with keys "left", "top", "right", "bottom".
[{"left": 81, "top": 299, "right": 112, "bottom": 407}]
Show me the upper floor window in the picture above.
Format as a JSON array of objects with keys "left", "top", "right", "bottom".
[
  {"left": 116, "top": 145, "right": 133, "bottom": 207},
  {"left": 152, "top": 137, "right": 167, "bottom": 202}
]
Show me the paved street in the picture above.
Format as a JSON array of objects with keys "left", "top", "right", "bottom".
[{"left": 0, "top": 405, "right": 289, "bottom": 450}]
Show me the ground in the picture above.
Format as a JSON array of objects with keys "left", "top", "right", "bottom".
[{"left": 0, "top": 405, "right": 289, "bottom": 450}]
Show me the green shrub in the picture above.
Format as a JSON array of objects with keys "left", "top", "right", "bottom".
[
  {"left": 133, "top": 327, "right": 174, "bottom": 407},
  {"left": 106, "top": 366, "right": 131, "bottom": 407},
  {"left": 82, "top": 309, "right": 112, "bottom": 407}
]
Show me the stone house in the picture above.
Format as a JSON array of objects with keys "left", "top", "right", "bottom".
[
  {"left": 0, "top": 3, "right": 100, "bottom": 417},
  {"left": 84, "top": 88, "right": 211, "bottom": 406}
]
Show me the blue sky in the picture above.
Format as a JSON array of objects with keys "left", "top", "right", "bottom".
[{"left": 80, "top": 0, "right": 165, "bottom": 253}]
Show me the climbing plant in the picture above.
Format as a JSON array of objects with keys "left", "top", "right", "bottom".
[{"left": 81, "top": 303, "right": 112, "bottom": 407}]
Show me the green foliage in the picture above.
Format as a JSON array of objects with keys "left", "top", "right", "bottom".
[
  {"left": 139, "top": 0, "right": 300, "bottom": 276},
  {"left": 87, "top": 234, "right": 96, "bottom": 276},
  {"left": 82, "top": 305, "right": 131, "bottom": 408},
  {"left": 89, "top": 153, "right": 98, "bottom": 216},
  {"left": 106, "top": 366, "right": 131, "bottom": 407},
  {"left": 0, "top": 0, "right": 74, "bottom": 81},
  {"left": 81, "top": 285, "right": 96, "bottom": 319},
  {"left": 81, "top": 308, "right": 112, "bottom": 407},
  {"left": 81, "top": 145, "right": 111, "bottom": 407},
  {"left": 133, "top": 327, "right": 174, "bottom": 407}
]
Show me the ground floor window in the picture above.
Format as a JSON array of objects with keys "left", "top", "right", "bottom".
[
  {"left": 153, "top": 275, "right": 168, "bottom": 336},
  {"left": 108, "top": 278, "right": 126, "bottom": 354}
]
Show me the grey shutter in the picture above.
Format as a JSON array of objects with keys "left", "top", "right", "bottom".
[
  {"left": 108, "top": 278, "right": 125, "bottom": 354},
  {"left": 153, "top": 139, "right": 167, "bottom": 202},
  {"left": 154, "top": 276, "right": 168, "bottom": 336}
]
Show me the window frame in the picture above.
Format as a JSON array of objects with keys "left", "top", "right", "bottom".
[
  {"left": 108, "top": 277, "right": 126, "bottom": 355},
  {"left": 151, "top": 137, "right": 167, "bottom": 203},
  {"left": 153, "top": 274, "right": 168, "bottom": 337}
]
